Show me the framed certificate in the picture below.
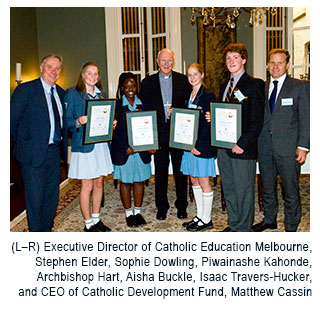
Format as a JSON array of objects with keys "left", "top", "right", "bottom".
[
  {"left": 169, "top": 108, "right": 200, "bottom": 151},
  {"left": 83, "top": 99, "right": 116, "bottom": 144},
  {"left": 210, "top": 102, "right": 242, "bottom": 149},
  {"left": 126, "top": 110, "right": 159, "bottom": 151}
]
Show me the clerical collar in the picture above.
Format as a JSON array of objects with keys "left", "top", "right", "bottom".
[{"left": 159, "top": 72, "right": 172, "bottom": 80}]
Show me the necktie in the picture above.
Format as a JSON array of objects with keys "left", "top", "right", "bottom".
[
  {"left": 269, "top": 80, "right": 279, "bottom": 113},
  {"left": 225, "top": 78, "right": 234, "bottom": 102},
  {"left": 50, "top": 87, "right": 61, "bottom": 144}
]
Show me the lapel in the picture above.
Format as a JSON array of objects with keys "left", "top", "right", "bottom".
[
  {"left": 155, "top": 72, "right": 164, "bottom": 104},
  {"left": 172, "top": 71, "right": 178, "bottom": 103},
  {"left": 273, "top": 76, "right": 291, "bottom": 113},
  {"left": 193, "top": 85, "right": 204, "bottom": 107},
  {"left": 219, "top": 80, "right": 229, "bottom": 100},
  {"left": 233, "top": 71, "right": 249, "bottom": 93},
  {"left": 34, "top": 78, "right": 50, "bottom": 121},
  {"left": 266, "top": 76, "right": 291, "bottom": 117},
  {"left": 220, "top": 72, "right": 249, "bottom": 101},
  {"left": 264, "top": 80, "right": 272, "bottom": 121}
]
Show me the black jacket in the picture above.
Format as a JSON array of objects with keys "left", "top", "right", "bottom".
[
  {"left": 219, "top": 72, "right": 265, "bottom": 160},
  {"left": 140, "top": 71, "right": 191, "bottom": 147},
  {"left": 191, "top": 85, "right": 217, "bottom": 158},
  {"left": 110, "top": 98, "right": 151, "bottom": 166}
]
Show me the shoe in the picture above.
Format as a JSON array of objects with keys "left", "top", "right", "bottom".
[
  {"left": 177, "top": 210, "right": 188, "bottom": 219},
  {"left": 135, "top": 213, "right": 147, "bottom": 226},
  {"left": 187, "top": 219, "right": 213, "bottom": 231},
  {"left": 84, "top": 225, "right": 100, "bottom": 232},
  {"left": 156, "top": 210, "right": 167, "bottom": 220},
  {"left": 126, "top": 215, "right": 138, "bottom": 227},
  {"left": 252, "top": 221, "right": 277, "bottom": 232},
  {"left": 221, "top": 226, "right": 234, "bottom": 232},
  {"left": 94, "top": 220, "right": 111, "bottom": 232},
  {"left": 182, "top": 216, "right": 200, "bottom": 228}
]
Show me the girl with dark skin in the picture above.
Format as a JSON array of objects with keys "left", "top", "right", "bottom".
[{"left": 111, "top": 75, "right": 152, "bottom": 227}]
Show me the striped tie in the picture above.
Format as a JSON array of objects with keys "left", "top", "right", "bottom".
[
  {"left": 51, "top": 87, "right": 61, "bottom": 144},
  {"left": 225, "top": 77, "right": 234, "bottom": 102}
]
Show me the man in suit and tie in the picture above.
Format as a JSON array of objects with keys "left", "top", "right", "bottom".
[
  {"left": 11, "top": 55, "right": 67, "bottom": 232},
  {"left": 217, "top": 43, "right": 265, "bottom": 232},
  {"left": 253, "top": 49, "right": 310, "bottom": 232},
  {"left": 140, "top": 48, "right": 190, "bottom": 220}
]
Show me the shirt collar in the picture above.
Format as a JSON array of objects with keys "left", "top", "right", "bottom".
[
  {"left": 122, "top": 95, "right": 142, "bottom": 107},
  {"left": 159, "top": 71, "right": 172, "bottom": 80},
  {"left": 230, "top": 70, "right": 245, "bottom": 85},
  {"left": 86, "top": 86, "right": 102, "bottom": 99},
  {"left": 40, "top": 77, "right": 55, "bottom": 93},
  {"left": 271, "top": 73, "right": 287, "bottom": 85}
]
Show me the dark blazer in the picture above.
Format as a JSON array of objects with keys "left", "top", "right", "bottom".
[
  {"left": 258, "top": 76, "right": 310, "bottom": 156},
  {"left": 191, "top": 86, "right": 217, "bottom": 158},
  {"left": 10, "top": 78, "right": 67, "bottom": 167},
  {"left": 140, "top": 71, "right": 191, "bottom": 147},
  {"left": 65, "top": 87, "right": 106, "bottom": 153},
  {"left": 219, "top": 72, "right": 265, "bottom": 160},
  {"left": 110, "top": 97, "right": 151, "bottom": 166}
]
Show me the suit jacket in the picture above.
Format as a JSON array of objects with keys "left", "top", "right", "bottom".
[
  {"left": 140, "top": 71, "right": 191, "bottom": 147},
  {"left": 219, "top": 72, "right": 265, "bottom": 160},
  {"left": 110, "top": 98, "right": 151, "bottom": 166},
  {"left": 10, "top": 78, "right": 67, "bottom": 167},
  {"left": 191, "top": 85, "right": 217, "bottom": 158},
  {"left": 258, "top": 76, "right": 310, "bottom": 157},
  {"left": 65, "top": 87, "right": 106, "bottom": 153}
]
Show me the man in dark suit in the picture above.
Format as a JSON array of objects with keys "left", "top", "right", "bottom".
[
  {"left": 217, "top": 43, "right": 265, "bottom": 232},
  {"left": 140, "top": 48, "right": 190, "bottom": 220},
  {"left": 253, "top": 49, "right": 310, "bottom": 232},
  {"left": 10, "top": 55, "right": 67, "bottom": 231}
]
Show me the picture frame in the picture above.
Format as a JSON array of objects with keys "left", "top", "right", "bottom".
[
  {"left": 126, "top": 110, "right": 159, "bottom": 151},
  {"left": 210, "top": 102, "right": 242, "bottom": 149},
  {"left": 169, "top": 108, "right": 200, "bottom": 151},
  {"left": 83, "top": 99, "right": 116, "bottom": 144}
]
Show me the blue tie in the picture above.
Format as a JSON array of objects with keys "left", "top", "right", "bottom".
[
  {"left": 50, "top": 87, "right": 61, "bottom": 144},
  {"left": 269, "top": 80, "right": 278, "bottom": 113}
]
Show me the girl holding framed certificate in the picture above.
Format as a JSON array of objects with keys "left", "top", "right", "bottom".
[
  {"left": 180, "top": 63, "right": 217, "bottom": 231},
  {"left": 65, "top": 62, "right": 113, "bottom": 232},
  {"left": 110, "top": 73, "right": 152, "bottom": 228}
]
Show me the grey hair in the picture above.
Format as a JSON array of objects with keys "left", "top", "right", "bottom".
[
  {"left": 157, "top": 48, "right": 175, "bottom": 61},
  {"left": 40, "top": 54, "right": 63, "bottom": 66}
]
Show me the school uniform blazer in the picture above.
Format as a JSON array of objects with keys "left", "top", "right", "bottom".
[
  {"left": 258, "top": 76, "right": 310, "bottom": 157},
  {"left": 110, "top": 98, "right": 151, "bottom": 166},
  {"left": 219, "top": 72, "right": 265, "bottom": 160},
  {"left": 10, "top": 78, "right": 67, "bottom": 167},
  {"left": 140, "top": 70, "right": 191, "bottom": 147},
  {"left": 191, "top": 86, "right": 217, "bottom": 158},
  {"left": 65, "top": 87, "right": 106, "bottom": 153}
]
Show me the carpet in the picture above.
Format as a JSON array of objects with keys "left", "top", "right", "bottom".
[{"left": 10, "top": 175, "right": 310, "bottom": 232}]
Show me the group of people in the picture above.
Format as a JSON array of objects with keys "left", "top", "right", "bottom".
[{"left": 10, "top": 43, "right": 309, "bottom": 232}]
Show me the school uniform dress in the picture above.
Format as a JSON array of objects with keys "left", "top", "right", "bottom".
[
  {"left": 65, "top": 86, "right": 113, "bottom": 180},
  {"left": 180, "top": 86, "right": 217, "bottom": 177},
  {"left": 111, "top": 95, "right": 151, "bottom": 183}
]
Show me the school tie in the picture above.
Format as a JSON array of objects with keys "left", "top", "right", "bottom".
[
  {"left": 50, "top": 87, "right": 61, "bottom": 144},
  {"left": 269, "top": 80, "right": 279, "bottom": 113},
  {"left": 225, "top": 77, "right": 234, "bottom": 102}
]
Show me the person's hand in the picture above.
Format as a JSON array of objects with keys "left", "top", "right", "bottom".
[
  {"left": 113, "top": 119, "right": 117, "bottom": 129},
  {"left": 77, "top": 116, "right": 87, "bottom": 126},
  {"left": 126, "top": 147, "right": 135, "bottom": 155},
  {"left": 149, "top": 149, "right": 157, "bottom": 154},
  {"left": 168, "top": 107, "right": 173, "bottom": 117},
  {"left": 296, "top": 148, "right": 308, "bottom": 164},
  {"left": 205, "top": 111, "right": 211, "bottom": 122},
  {"left": 191, "top": 147, "right": 201, "bottom": 156},
  {"left": 232, "top": 144, "right": 244, "bottom": 154}
]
